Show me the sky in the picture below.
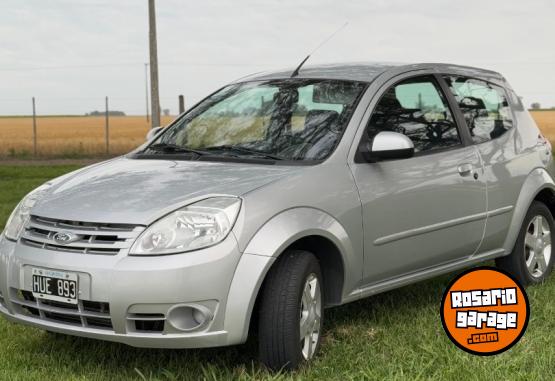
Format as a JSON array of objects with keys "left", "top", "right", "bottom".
[{"left": 1, "top": 0, "right": 554, "bottom": 116}]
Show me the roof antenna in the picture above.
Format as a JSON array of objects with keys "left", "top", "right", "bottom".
[{"left": 290, "top": 21, "right": 349, "bottom": 78}]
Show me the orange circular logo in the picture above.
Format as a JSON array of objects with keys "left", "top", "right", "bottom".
[{"left": 441, "top": 267, "right": 529, "bottom": 355}]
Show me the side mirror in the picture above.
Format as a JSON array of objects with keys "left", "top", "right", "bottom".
[
  {"left": 146, "top": 126, "right": 164, "bottom": 141},
  {"left": 360, "top": 131, "right": 414, "bottom": 162}
]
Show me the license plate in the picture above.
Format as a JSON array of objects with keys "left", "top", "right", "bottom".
[{"left": 31, "top": 268, "right": 78, "bottom": 304}]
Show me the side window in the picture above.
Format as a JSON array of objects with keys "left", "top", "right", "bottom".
[
  {"left": 367, "top": 76, "right": 461, "bottom": 153},
  {"left": 443, "top": 76, "right": 514, "bottom": 144}
]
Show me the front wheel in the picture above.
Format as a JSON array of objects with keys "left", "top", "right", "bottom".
[
  {"left": 496, "top": 201, "right": 554, "bottom": 286},
  {"left": 258, "top": 250, "right": 323, "bottom": 371}
]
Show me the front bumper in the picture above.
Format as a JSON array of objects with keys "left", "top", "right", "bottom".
[{"left": 0, "top": 234, "right": 273, "bottom": 349}]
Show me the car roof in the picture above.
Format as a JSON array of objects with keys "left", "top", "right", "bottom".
[{"left": 236, "top": 62, "right": 506, "bottom": 85}]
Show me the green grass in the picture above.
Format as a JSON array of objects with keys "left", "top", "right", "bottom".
[{"left": 1, "top": 165, "right": 554, "bottom": 380}]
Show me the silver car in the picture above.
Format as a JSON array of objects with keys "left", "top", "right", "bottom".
[{"left": 1, "top": 63, "right": 554, "bottom": 370}]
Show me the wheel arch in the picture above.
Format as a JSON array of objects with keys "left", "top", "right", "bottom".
[
  {"left": 533, "top": 188, "right": 555, "bottom": 217},
  {"left": 224, "top": 207, "right": 358, "bottom": 345},
  {"left": 503, "top": 168, "right": 555, "bottom": 253},
  {"left": 241, "top": 234, "right": 346, "bottom": 345},
  {"left": 243, "top": 207, "right": 355, "bottom": 302}
]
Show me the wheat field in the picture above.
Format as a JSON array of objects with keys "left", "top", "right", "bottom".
[
  {"left": 0, "top": 112, "right": 554, "bottom": 158},
  {"left": 530, "top": 111, "right": 555, "bottom": 143},
  {"left": 0, "top": 116, "right": 176, "bottom": 158}
]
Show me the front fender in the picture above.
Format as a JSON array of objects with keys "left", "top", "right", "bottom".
[
  {"left": 243, "top": 207, "right": 354, "bottom": 259},
  {"left": 223, "top": 207, "right": 359, "bottom": 344},
  {"left": 245, "top": 207, "right": 360, "bottom": 303},
  {"left": 223, "top": 252, "right": 275, "bottom": 345},
  {"left": 503, "top": 168, "right": 555, "bottom": 253}
]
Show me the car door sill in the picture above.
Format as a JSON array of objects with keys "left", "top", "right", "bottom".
[{"left": 345, "top": 248, "right": 505, "bottom": 303}]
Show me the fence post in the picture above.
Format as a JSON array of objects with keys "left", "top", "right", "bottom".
[
  {"left": 178, "top": 95, "right": 185, "bottom": 114},
  {"left": 145, "top": 63, "right": 150, "bottom": 122},
  {"left": 32, "top": 97, "right": 37, "bottom": 156},
  {"left": 105, "top": 96, "right": 109, "bottom": 155}
]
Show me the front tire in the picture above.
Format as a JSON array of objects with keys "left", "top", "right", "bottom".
[
  {"left": 496, "top": 201, "right": 554, "bottom": 286},
  {"left": 258, "top": 250, "right": 323, "bottom": 371}
]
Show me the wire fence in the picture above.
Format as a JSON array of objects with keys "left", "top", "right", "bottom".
[
  {"left": 1, "top": 97, "right": 555, "bottom": 160},
  {"left": 0, "top": 96, "right": 182, "bottom": 159}
]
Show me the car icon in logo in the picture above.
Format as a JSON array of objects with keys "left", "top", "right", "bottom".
[{"left": 52, "top": 231, "right": 79, "bottom": 245}]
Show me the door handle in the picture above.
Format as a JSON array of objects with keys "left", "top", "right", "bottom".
[{"left": 457, "top": 163, "right": 474, "bottom": 177}]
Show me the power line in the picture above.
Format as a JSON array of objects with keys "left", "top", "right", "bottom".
[
  {"left": 0, "top": 62, "right": 280, "bottom": 72},
  {"left": 2, "top": 59, "right": 555, "bottom": 72},
  {"left": 0, "top": 63, "right": 139, "bottom": 71}
]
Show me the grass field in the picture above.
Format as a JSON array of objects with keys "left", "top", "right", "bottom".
[
  {"left": 0, "top": 165, "right": 554, "bottom": 380},
  {"left": 1, "top": 111, "right": 554, "bottom": 159}
]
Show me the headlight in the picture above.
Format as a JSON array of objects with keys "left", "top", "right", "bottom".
[
  {"left": 4, "top": 183, "right": 53, "bottom": 241},
  {"left": 130, "top": 197, "right": 241, "bottom": 255}
]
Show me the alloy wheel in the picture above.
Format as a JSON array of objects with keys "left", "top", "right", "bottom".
[
  {"left": 524, "top": 215, "right": 552, "bottom": 278},
  {"left": 299, "top": 273, "right": 322, "bottom": 360}
]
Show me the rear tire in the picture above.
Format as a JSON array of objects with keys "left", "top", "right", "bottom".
[
  {"left": 258, "top": 250, "right": 324, "bottom": 371},
  {"left": 496, "top": 201, "right": 554, "bottom": 286}
]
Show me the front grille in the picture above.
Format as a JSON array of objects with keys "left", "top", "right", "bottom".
[
  {"left": 20, "top": 216, "right": 145, "bottom": 256},
  {"left": 10, "top": 289, "right": 113, "bottom": 330}
]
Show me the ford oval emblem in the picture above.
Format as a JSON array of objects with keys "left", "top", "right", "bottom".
[{"left": 52, "top": 231, "right": 79, "bottom": 245}]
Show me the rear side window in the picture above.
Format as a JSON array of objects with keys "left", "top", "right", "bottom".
[
  {"left": 367, "top": 75, "right": 461, "bottom": 153},
  {"left": 443, "top": 76, "right": 514, "bottom": 144}
]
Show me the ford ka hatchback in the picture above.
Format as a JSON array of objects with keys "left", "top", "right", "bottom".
[{"left": 1, "top": 63, "right": 554, "bottom": 370}]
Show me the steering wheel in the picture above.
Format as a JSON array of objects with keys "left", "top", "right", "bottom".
[{"left": 425, "top": 120, "right": 453, "bottom": 142}]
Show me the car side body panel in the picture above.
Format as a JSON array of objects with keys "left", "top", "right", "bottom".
[
  {"left": 473, "top": 83, "right": 554, "bottom": 254},
  {"left": 346, "top": 69, "right": 488, "bottom": 286}
]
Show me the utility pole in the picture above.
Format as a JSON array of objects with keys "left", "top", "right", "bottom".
[
  {"left": 144, "top": 63, "right": 150, "bottom": 122},
  {"left": 148, "top": 0, "right": 161, "bottom": 128},
  {"left": 178, "top": 95, "right": 185, "bottom": 114}
]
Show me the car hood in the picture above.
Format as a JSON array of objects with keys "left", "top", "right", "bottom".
[{"left": 33, "top": 157, "right": 303, "bottom": 225}]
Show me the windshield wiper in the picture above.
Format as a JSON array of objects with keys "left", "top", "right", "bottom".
[
  {"left": 146, "top": 143, "right": 209, "bottom": 156},
  {"left": 145, "top": 143, "right": 285, "bottom": 161},
  {"left": 204, "top": 145, "right": 285, "bottom": 160}
]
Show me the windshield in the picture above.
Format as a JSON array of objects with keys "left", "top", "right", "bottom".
[{"left": 144, "top": 79, "right": 366, "bottom": 162}]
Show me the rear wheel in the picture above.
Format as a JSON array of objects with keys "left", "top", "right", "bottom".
[
  {"left": 496, "top": 201, "right": 554, "bottom": 286},
  {"left": 258, "top": 250, "right": 323, "bottom": 371}
]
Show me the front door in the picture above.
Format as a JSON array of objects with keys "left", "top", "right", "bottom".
[{"left": 350, "top": 75, "right": 487, "bottom": 285}]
